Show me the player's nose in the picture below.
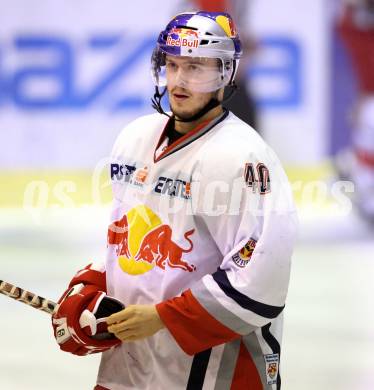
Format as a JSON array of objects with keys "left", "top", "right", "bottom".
[{"left": 171, "top": 67, "right": 189, "bottom": 88}]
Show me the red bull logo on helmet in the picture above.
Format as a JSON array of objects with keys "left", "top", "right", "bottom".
[
  {"left": 167, "top": 27, "right": 199, "bottom": 49},
  {"left": 107, "top": 205, "right": 196, "bottom": 275},
  {"left": 215, "top": 15, "right": 237, "bottom": 38}
]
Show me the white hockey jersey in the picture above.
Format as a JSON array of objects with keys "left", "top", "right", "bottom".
[{"left": 96, "top": 110, "right": 297, "bottom": 390}]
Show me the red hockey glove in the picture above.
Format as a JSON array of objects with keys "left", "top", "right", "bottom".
[{"left": 52, "top": 264, "right": 125, "bottom": 356}]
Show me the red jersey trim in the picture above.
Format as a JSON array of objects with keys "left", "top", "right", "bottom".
[
  {"left": 230, "top": 342, "right": 263, "bottom": 390},
  {"left": 154, "top": 119, "right": 210, "bottom": 163},
  {"left": 153, "top": 109, "right": 229, "bottom": 163},
  {"left": 156, "top": 289, "right": 240, "bottom": 356}
]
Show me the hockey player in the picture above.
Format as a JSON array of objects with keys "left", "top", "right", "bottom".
[{"left": 52, "top": 11, "right": 297, "bottom": 389}]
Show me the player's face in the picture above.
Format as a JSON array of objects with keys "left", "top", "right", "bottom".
[{"left": 166, "top": 56, "right": 220, "bottom": 121}]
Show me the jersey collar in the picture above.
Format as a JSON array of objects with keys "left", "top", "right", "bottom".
[{"left": 153, "top": 109, "right": 229, "bottom": 163}]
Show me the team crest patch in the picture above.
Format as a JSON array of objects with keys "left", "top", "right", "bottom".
[
  {"left": 232, "top": 238, "right": 257, "bottom": 267},
  {"left": 264, "top": 353, "right": 279, "bottom": 385}
]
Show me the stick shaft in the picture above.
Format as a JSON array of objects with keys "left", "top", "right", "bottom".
[{"left": 0, "top": 279, "right": 58, "bottom": 315}]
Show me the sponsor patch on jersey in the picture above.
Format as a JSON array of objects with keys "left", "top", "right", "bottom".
[
  {"left": 232, "top": 238, "right": 257, "bottom": 267},
  {"left": 111, "top": 163, "right": 148, "bottom": 188},
  {"left": 154, "top": 176, "right": 191, "bottom": 200},
  {"left": 264, "top": 353, "right": 279, "bottom": 385}
]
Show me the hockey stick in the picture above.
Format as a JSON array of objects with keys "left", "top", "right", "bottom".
[{"left": 0, "top": 279, "right": 58, "bottom": 315}]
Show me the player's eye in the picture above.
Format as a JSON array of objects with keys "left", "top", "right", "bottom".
[
  {"left": 188, "top": 64, "right": 199, "bottom": 72},
  {"left": 166, "top": 62, "right": 177, "bottom": 71}
]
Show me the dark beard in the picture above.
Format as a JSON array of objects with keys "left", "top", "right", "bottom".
[
  {"left": 169, "top": 94, "right": 219, "bottom": 122},
  {"left": 170, "top": 106, "right": 199, "bottom": 121}
]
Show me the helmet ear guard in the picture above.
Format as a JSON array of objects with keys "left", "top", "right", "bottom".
[
  {"left": 151, "top": 48, "right": 166, "bottom": 88},
  {"left": 229, "top": 58, "right": 239, "bottom": 85}
]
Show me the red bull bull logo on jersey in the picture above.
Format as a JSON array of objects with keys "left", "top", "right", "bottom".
[
  {"left": 107, "top": 213, "right": 131, "bottom": 258},
  {"left": 167, "top": 27, "right": 199, "bottom": 48},
  {"left": 107, "top": 205, "right": 196, "bottom": 275},
  {"left": 135, "top": 225, "right": 195, "bottom": 272}
]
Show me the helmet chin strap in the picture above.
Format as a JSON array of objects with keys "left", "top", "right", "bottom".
[{"left": 151, "top": 83, "right": 238, "bottom": 123}]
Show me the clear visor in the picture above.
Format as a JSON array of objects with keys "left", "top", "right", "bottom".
[{"left": 151, "top": 50, "right": 232, "bottom": 93}]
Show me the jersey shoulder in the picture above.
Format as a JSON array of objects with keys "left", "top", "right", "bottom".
[
  {"left": 198, "top": 113, "right": 295, "bottom": 213},
  {"left": 202, "top": 112, "right": 280, "bottom": 168},
  {"left": 112, "top": 113, "right": 168, "bottom": 157}
]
